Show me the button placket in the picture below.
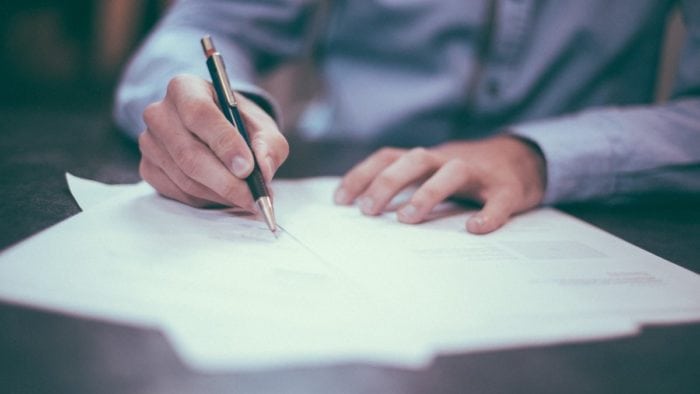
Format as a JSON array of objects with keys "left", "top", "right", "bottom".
[{"left": 477, "top": 0, "right": 534, "bottom": 105}]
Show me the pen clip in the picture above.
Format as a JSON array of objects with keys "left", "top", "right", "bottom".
[
  {"left": 211, "top": 55, "right": 238, "bottom": 107},
  {"left": 201, "top": 35, "right": 238, "bottom": 107}
]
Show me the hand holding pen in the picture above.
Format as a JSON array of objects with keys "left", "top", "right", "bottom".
[
  {"left": 201, "top": 35, "right": 277, "bottom": 232},
  {"left": 137, "top": 38, "right": 289, "bottom": 231}
]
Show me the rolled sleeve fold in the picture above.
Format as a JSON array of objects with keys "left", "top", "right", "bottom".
[{"left": 510, "top": 110, "right": 620, "bottom": 204}]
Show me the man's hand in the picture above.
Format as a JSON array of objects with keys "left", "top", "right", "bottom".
[
  {"left": 334, "top": 136, "right": 547, "bottom": 234},
  {"left": 138, "top": 74, "right": 288, "bottom": 210}
]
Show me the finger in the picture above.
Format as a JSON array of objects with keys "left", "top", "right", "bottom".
[
  {"left": 238, "top": 94, "right": 289, "bottom": 182},
  {"left": 334, "top": 147, "right": 403, "bottom": 205},
  {"left": 466, "top": 190, "right": 518, "bottom": 234},
  {"left": 167, "top": 75, "right": 255, "bottom": 179},
  {"left": 397, "top": 159, "right": 475, "bottom": 224},
  {"left": 140, "top": 157, "right": 211, "bottom": 208},
  {"left": 144, "top": 97, "right": 256, "bottom": 210},
  {"left": 165, "top": 135, "right": 254, "bottom": 210},
  {"left": 357, "top": 148, "right": 439, "bottom": 216},
  {"left": 139, "top": 130, "right": 230, "bottom": 206}
]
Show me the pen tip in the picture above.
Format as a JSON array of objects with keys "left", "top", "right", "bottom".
[{"left": 256, "top": 197, "right": 278, "bottom": 237}]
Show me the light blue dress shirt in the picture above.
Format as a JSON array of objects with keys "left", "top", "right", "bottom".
[{"left": 114, "top": 0, "right": 700, "bottom": 204}]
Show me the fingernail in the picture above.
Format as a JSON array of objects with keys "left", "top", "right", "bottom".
[
  {"left": 467, "top": 215, "right": 486, "bottom": 232},
  {"left": 398, "top": 204, "right": 418, "bottom": 222},
  {"left": 231, "top": 155, "right": 250, "bottom": 178},
  {"left": 334, "top": 188, "right": 349, "bottom": 204},
  {"left": 358, "top": 196, "right": 374, "bottom": 214}
]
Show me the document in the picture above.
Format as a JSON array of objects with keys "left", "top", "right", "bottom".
[{"left": 0, "top": 175, "right": 698, "bottom": 371}]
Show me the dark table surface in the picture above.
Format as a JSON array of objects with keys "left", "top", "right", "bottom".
[{"left": 1, "top": 107, "right": 699, "bottom": 394}]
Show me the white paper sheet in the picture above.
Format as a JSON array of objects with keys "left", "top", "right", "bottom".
[
  {"left": 65, "top": 173, "right": 160, "bottom": 211},
  {"left": 0, "top": 175, "right": 699, "bottom": 372}
]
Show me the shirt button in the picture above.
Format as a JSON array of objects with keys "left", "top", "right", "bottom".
[{"left": 486, "top": 79, "right": 501, "bottom": 97}]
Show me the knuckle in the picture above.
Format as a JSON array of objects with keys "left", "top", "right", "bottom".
[
  {"left": 338, "top": 177, "right": 358, "bottom": 194},
  {"left": 408, "top": 147, "right": 428, "bottom": 157},
  {"left": 374, "top": 172, "right": 400, "bottom": 192},
  {"left": 142, "top": 102, "right": 164, "bottom": 129},
  {"left": 340, "top": 168, "right": 365, "bottom": 189},
  {"left": 445, "top": 158, "right": 472, "bottom": 175},
  {"left": 210, "top": 130, "right": 237, "bottom": 155},
  {"left": 406, "top": 147, "right": 433, "bottom": 166},
  {"left": 172, "top": 144, "right": 200, "bottom": 175},
  {"left": 376, "top": 147, "right": 401, "bottom": 163},
  {"left": 166, "top": 75, "right": 191, "bottom": 97},
  {"left": 180, "top": 99, "right": 212, "bottom": 130},
  {"left": 415, "top": 185, "right": 442, "bottom": 203}
]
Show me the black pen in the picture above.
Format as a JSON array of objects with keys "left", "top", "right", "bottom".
[{"left": 201, "top": 35, "right": 277, "bottom": 234}]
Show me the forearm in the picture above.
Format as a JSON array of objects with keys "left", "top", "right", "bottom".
[{"left": 113, "top": 0, "right": 318, "bottom": 138}]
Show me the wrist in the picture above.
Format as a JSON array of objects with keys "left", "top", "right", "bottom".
[{"left": 500, "top": 134, "right": 548, "bottom": 205}]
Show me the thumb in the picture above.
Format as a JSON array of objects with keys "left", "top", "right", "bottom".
[{"left": 466, "top": 191, "right": 517, "bottom": 234}]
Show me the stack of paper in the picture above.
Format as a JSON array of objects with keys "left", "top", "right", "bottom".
[{"left": 0, "top": 174, "right": 698, "bottom": 371}]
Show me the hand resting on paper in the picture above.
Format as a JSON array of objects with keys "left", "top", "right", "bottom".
[
  {"left": 138, "top": 74, "right": 289, "bottom": 211},
  {"left": 333, "top": 136, "right": 547, "bottom": 234}
]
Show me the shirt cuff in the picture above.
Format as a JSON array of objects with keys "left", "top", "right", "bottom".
[
  {"left": 508, "top": 111, "right": 622, "bottom": 204},
  {"left": 113, "top": 29, "right": 281, "bottom": 139},
  {"left": 232, "top": 82, "right": 282, "bottom": 127}
]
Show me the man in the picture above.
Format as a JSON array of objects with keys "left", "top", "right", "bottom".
[{"left": 114, "top": 0, "right": 700, "bottom": 234}]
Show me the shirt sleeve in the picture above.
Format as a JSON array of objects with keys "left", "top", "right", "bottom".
[
  {"left": 510, "top": 2, "right": 700, "bottom": 204},
  {"left": 113, "top": 0, "right": 319, "bottom": 139}
]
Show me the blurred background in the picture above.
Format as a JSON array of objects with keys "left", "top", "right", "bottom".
[
  {"left": 0, "top": 1, "right": 168, "bottom": 111},
  {"left": 0, "top": 1, "right": 688, "bottom": 131},
  {"left": 0, "top": 0, "right": 317, "bottom": 131}
]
